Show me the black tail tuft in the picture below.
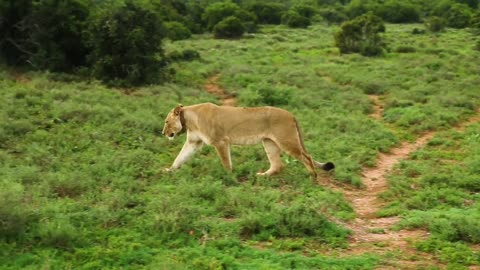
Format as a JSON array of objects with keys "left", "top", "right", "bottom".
[{"left": 322, "top": 162, "right": 335, "bottom": 171}]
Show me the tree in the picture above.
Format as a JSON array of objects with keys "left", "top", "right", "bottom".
[
  {"left": 334, "top": 12, "right": 386, "bottom": 56},
  {"left": 0, "top": 0, "right": 33, "bottom": 65},
  {"left": 0, "top": 0, "right": 90, "bottom": 71},
  {"left": 87, "top": 1, "right": 169, "bottom": 86},
  {"left": 27, "top": 0, "right": 90, "bottom": 71}
]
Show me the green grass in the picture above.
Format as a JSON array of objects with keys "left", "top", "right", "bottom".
[
  {"left": 1, "top": 22, "right": 480, "bottom": 269},
  {"left": 379, "top": 122, "right": 480, "bottom": 267}
]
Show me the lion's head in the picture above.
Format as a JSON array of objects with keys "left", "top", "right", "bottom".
[{"left": 162, "top": 105, "right": 184, "bottom": 140}]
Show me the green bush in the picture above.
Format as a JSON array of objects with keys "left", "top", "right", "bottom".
[
  {"left": 345, "top": 0, "right": 378, "bottom": 19},
  {"left": 202, "top": 1, "right": 240, "bottom": 31},
  {"left": 239, "top": 84, "right": 294, "bottom": 106},
  {"left": 234, "top": 9, "right": 258, "bottom": 33},
  {"left": 247, "top": 2, "right": 285, "bottom": 24},
  {"left": 375, "top": 0, "right": 420, "bottom": 23},
  {"left": 0, "top": 181, "right": 33, "bottom": 240},
  {"left": 292, "top": 3, "right": 318, "bottom": 19},
  {"left": 446, "top": 3, "right": 472, "bottom": 28},
  {"left": 164, "top": 21, "right": 192, "bottom": 41},
  {"left": 425, "top": 16, "right": 447, "bottom": 32},
  {"left": 282, "top": 11, "right": 311, "bottom": 28},
  {"left": 87, "top": 1, "right": 169, "bottom": 87},
  {"left": 213, "top": 16, "right": 245, "bottom": 39},
  {"left": 394, "top": 46, "right": 417, "bottom": 53},
  {"left": 318, "top": 6, "right": 348, "bottom": 24},
  {"left": 334, "top": 13, "right": 386, "bottom": 56},
  {"left": 167, "top": 49, "right": 201, "bottom": 62}
]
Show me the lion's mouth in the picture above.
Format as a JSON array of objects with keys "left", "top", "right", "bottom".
[{"left": 168, "top": 133, "right": 175, "bottom": 140}]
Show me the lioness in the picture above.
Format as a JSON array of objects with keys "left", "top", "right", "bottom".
[{"left": 162, "top": 103, "right": 334, "bottom": 177}]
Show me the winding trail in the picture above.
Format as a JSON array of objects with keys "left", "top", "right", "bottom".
[
  {"left": 203, "top": 77, "right": 480, "bottom": 267},
  {"left": 328, "top": 96, "right": 480, "bottom": 268},
  {"left": 204, "top": 74, "right": 236, "bottom": 106}
]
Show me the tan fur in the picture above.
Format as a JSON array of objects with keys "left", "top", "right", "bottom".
[{"left": 162, "top": 103, "right": 334, "bottom": 177}]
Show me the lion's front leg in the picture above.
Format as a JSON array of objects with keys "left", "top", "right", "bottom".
[
  {"left": 213, "top": 140, "right": 232, "bottom": 172},
  {"left": 168, "top": 140, "right": 203, "bottom": 171}
]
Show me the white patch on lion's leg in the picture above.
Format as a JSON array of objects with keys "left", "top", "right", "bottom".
[{"left": 171, "top": 141, "right": 202, "bottom": 169}]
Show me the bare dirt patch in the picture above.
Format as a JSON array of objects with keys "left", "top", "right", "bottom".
[
  {"left": 204, "top": 74, "right": 236, "bottom": 106},
  {"left": 368, "top": 94, "right": 384, "bottom": 120}
]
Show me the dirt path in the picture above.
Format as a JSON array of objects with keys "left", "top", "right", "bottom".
[
  {"left": 201, "top": 78, "right": 480, "bottom": 267},
  {"left": 368, "top": 95, "right": 383, "bottom": 120},
  {"left": 204, "top": 74, "right": 236, "bottom": 106},
  {"left": 326, "top": 97, "right": 480, "bottom": 267}
]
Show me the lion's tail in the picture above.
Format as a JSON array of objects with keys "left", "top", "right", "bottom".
[
  {"left": 314, "top": 160, "right": 335, "bottom": 171},
  {"left": 293, "top": 118, "right": 335, "bottom": 172}
]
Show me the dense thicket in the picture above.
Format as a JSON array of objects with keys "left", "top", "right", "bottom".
[{"left": 1, "top": 0, "right": 479, "bottom": 84}]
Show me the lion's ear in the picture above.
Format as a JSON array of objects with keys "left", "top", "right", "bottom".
[{"left": 174, "top": 104, "right": 183, "bottom": 116}]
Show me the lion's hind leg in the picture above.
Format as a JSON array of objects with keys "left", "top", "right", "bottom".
[
  {"left": 276, "top": 140, "right": 317, "bottom": 177},
  {"left": 258, "top": 139, "right": 283, "bottom": 176}
]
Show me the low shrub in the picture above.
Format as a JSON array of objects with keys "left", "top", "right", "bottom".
[
  {"left": 164, "top": 21, "right": 192, "bottom": 41},
  {"left": 213, "top": 16, "right": 245, "bottom": 39},
  {"left": 239, "top": 84, "right": 294, "bottom": 106},
  {"left": 0, "top": 181, "right": 33, "bottom": 240},
  {"left": 426, "top": 16, "right": 446, "bottom": 32},
  {"left": 394, "top": 46, "right": 417, "bottom": 53},
  {"left": 282, "top": 11, "right": 311, "bottom": 28}
]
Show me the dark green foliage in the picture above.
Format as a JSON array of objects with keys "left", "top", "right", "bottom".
[
  {"left": 433, "top": 1, "right": 473, "bottom": 28},
  {"left": 471, "top": 10, "right": 480, "bottom": 32},
  {"left": 394, "top": 46, "right": 417, "bottom": 53},
  {"left": 318, "top": 6, "right": 348, "bottom": 24},
  {"left": 0, "top": 0, "right": 33, "bottom": 65},
  {"left": 411, "top": 27, "right": 426, "bottom": 34},
  {"left": 334, "top": 13, "right": 386, "bottom": 56},
  {"left": 87, "top": 1, "right": 168, "bottom": 86},
  {"left": 247, "top": 2, "right": 285, "bottom": 24},
  {"left": 425, "top": 16, "right": 447, "bottom": 32},
  {"left": 164, "top": 21, "right": 192, "bottom": 41},
  {"left": 0, "top": 0, "right": 90, "bottom": 71},
  {"left": 345, "top": 0, "right": 378, "bottom": 19},
  {"left": 27, "top": 0, "right": 90, "bottom": 71},
  {"left": 202, "top": 1, "right": 240, "bottom": 31},
  {"left": 167, "top": 49, "right": 201, "bottom": 62},
  {"left": 375, "top": 0, "right": 420, "bottom": 23},
  {"left": 213, "top": 16, "right": 245, "bottom": 39},
  {"left": 234, "top": 9, "right": 258, "bottom": 33},
  {"left": 282, "top": 11, "right": 311, "bottom": 28},
  {"left": 446, "top": 3, "right": 472, "bottom": 28},
  {"left": 292, "top": 3, "right": 318, "bottom": 19}
]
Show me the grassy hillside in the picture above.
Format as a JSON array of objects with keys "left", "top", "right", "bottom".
[{"left": 1, "top": 23, "right": 480, "bottom": 269}]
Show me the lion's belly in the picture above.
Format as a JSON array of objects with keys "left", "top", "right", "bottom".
[{"left": 230, "top": 135, "right": 264, "bottom": 145}]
